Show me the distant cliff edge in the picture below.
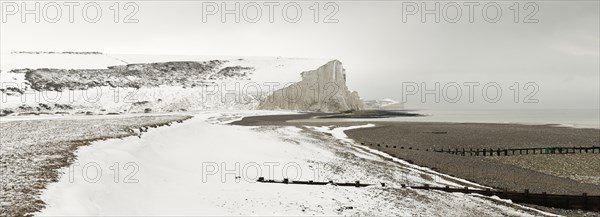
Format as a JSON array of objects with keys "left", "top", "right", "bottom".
[{"left": 258, "top": 60, "right": 364, "bottom": 112}]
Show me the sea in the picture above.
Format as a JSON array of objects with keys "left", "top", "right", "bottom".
[{"left": 308, "top": 109, "right": 600, "bottom": 129}]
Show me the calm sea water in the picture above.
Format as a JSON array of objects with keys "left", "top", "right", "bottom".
[
  {"left": 307, "top": 109, "right": 600, "bottom": 129},
  {"left": 405, "top": 109, "right": 600, "bottom": 129}
]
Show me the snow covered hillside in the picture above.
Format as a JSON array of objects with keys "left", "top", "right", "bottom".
[{"left": 0, "top": 53, "right": 331, "bottom": 115}]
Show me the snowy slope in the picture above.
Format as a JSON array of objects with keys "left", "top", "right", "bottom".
[
  {"left": 0, "top": 53, "right": 331, "bottom": 115},
  {"left": 36, "top": 111, "right": 556, "bottom": 216},
  {"left": 112, "top": 54, "right": 330, "bottom": 84}
]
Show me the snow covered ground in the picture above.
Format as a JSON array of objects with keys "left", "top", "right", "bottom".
[{"left": 36, "top": 111, "right": 556, "bottom": 216}]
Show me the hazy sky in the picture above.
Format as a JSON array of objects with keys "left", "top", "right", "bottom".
[{"left": 1, "top": 1, "right": 598, "bottom": 109}]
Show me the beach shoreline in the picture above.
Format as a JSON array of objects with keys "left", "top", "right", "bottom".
[{"left": 232, "top": 112, "right": 600, "bottom": 215}]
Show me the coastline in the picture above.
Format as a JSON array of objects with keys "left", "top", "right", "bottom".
[
  {"left": 3, "top": 110, "right": 597, "bottom": 216},
  {"left": 33, "top": 111, "right": 553, "bottom": 216},
  {"left": 287, "top": 109, "right": 600, "bottom": 130},
  {"left": 232, "top": 112, "right": 600, "bottom": 215}
]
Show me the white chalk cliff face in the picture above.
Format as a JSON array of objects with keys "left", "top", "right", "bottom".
[{"left": 259, "top": 60, "right": 364, "bottom": 112}]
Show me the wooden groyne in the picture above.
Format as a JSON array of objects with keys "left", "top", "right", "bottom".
[
  {"left": 359, "top": 142, "right": 600, "bottom": 156},
  {"left": 256, "top": 177, "right": 600, "bottom": 211},
  {"left": 409, "top": 184, "right": 600, "bottom": 211},
  {"left": 256, "top": 177, "right": 374, "bottom": 187},
  {"left": 433, "top": 146, "right": 600, "bottom": 156}
]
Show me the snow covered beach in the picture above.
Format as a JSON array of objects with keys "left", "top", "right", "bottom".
[
  {"left": 1, "top": 53, "right": 583, "bottom": 216},
  {"left": 35, "top": 111, "right": 553, "bottom": 216}
]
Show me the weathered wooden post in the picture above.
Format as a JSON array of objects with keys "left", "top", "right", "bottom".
[
  {"left": 504, "top": 150, "right": 508, "bottom": 156},
  {"left": 583, "top": 193, "right": 588, "bottom": 210},
  {"left": 542, "top": 192, "right": 547, "bottom": 206}
]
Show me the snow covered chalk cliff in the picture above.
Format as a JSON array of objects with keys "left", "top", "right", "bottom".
[
  {"left": 259, "top": 60, "right": 364, "bottom": 112},
  {"left": 0, "top": 53, "right": 333, "bottom": 115}
]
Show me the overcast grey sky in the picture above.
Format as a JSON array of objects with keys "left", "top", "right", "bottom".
[{"left": 1, "top": 1, "right": 598, "bottom": 109}]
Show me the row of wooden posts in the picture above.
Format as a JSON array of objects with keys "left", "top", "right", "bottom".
[
  {"left": 256, "top": 177, "right": 599, "bottom": 211},
  {"left": 433, "top": 146, "right": 600, "bottom": 156},
  {"left": 411, "top": 184, "right": 599, "bottom": 211},
  {"left": 359, "top": 142, "right": 600, "bottom": 156},
  {"left": 257, "top": 177, "right": 373, "bottom": 187}
]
